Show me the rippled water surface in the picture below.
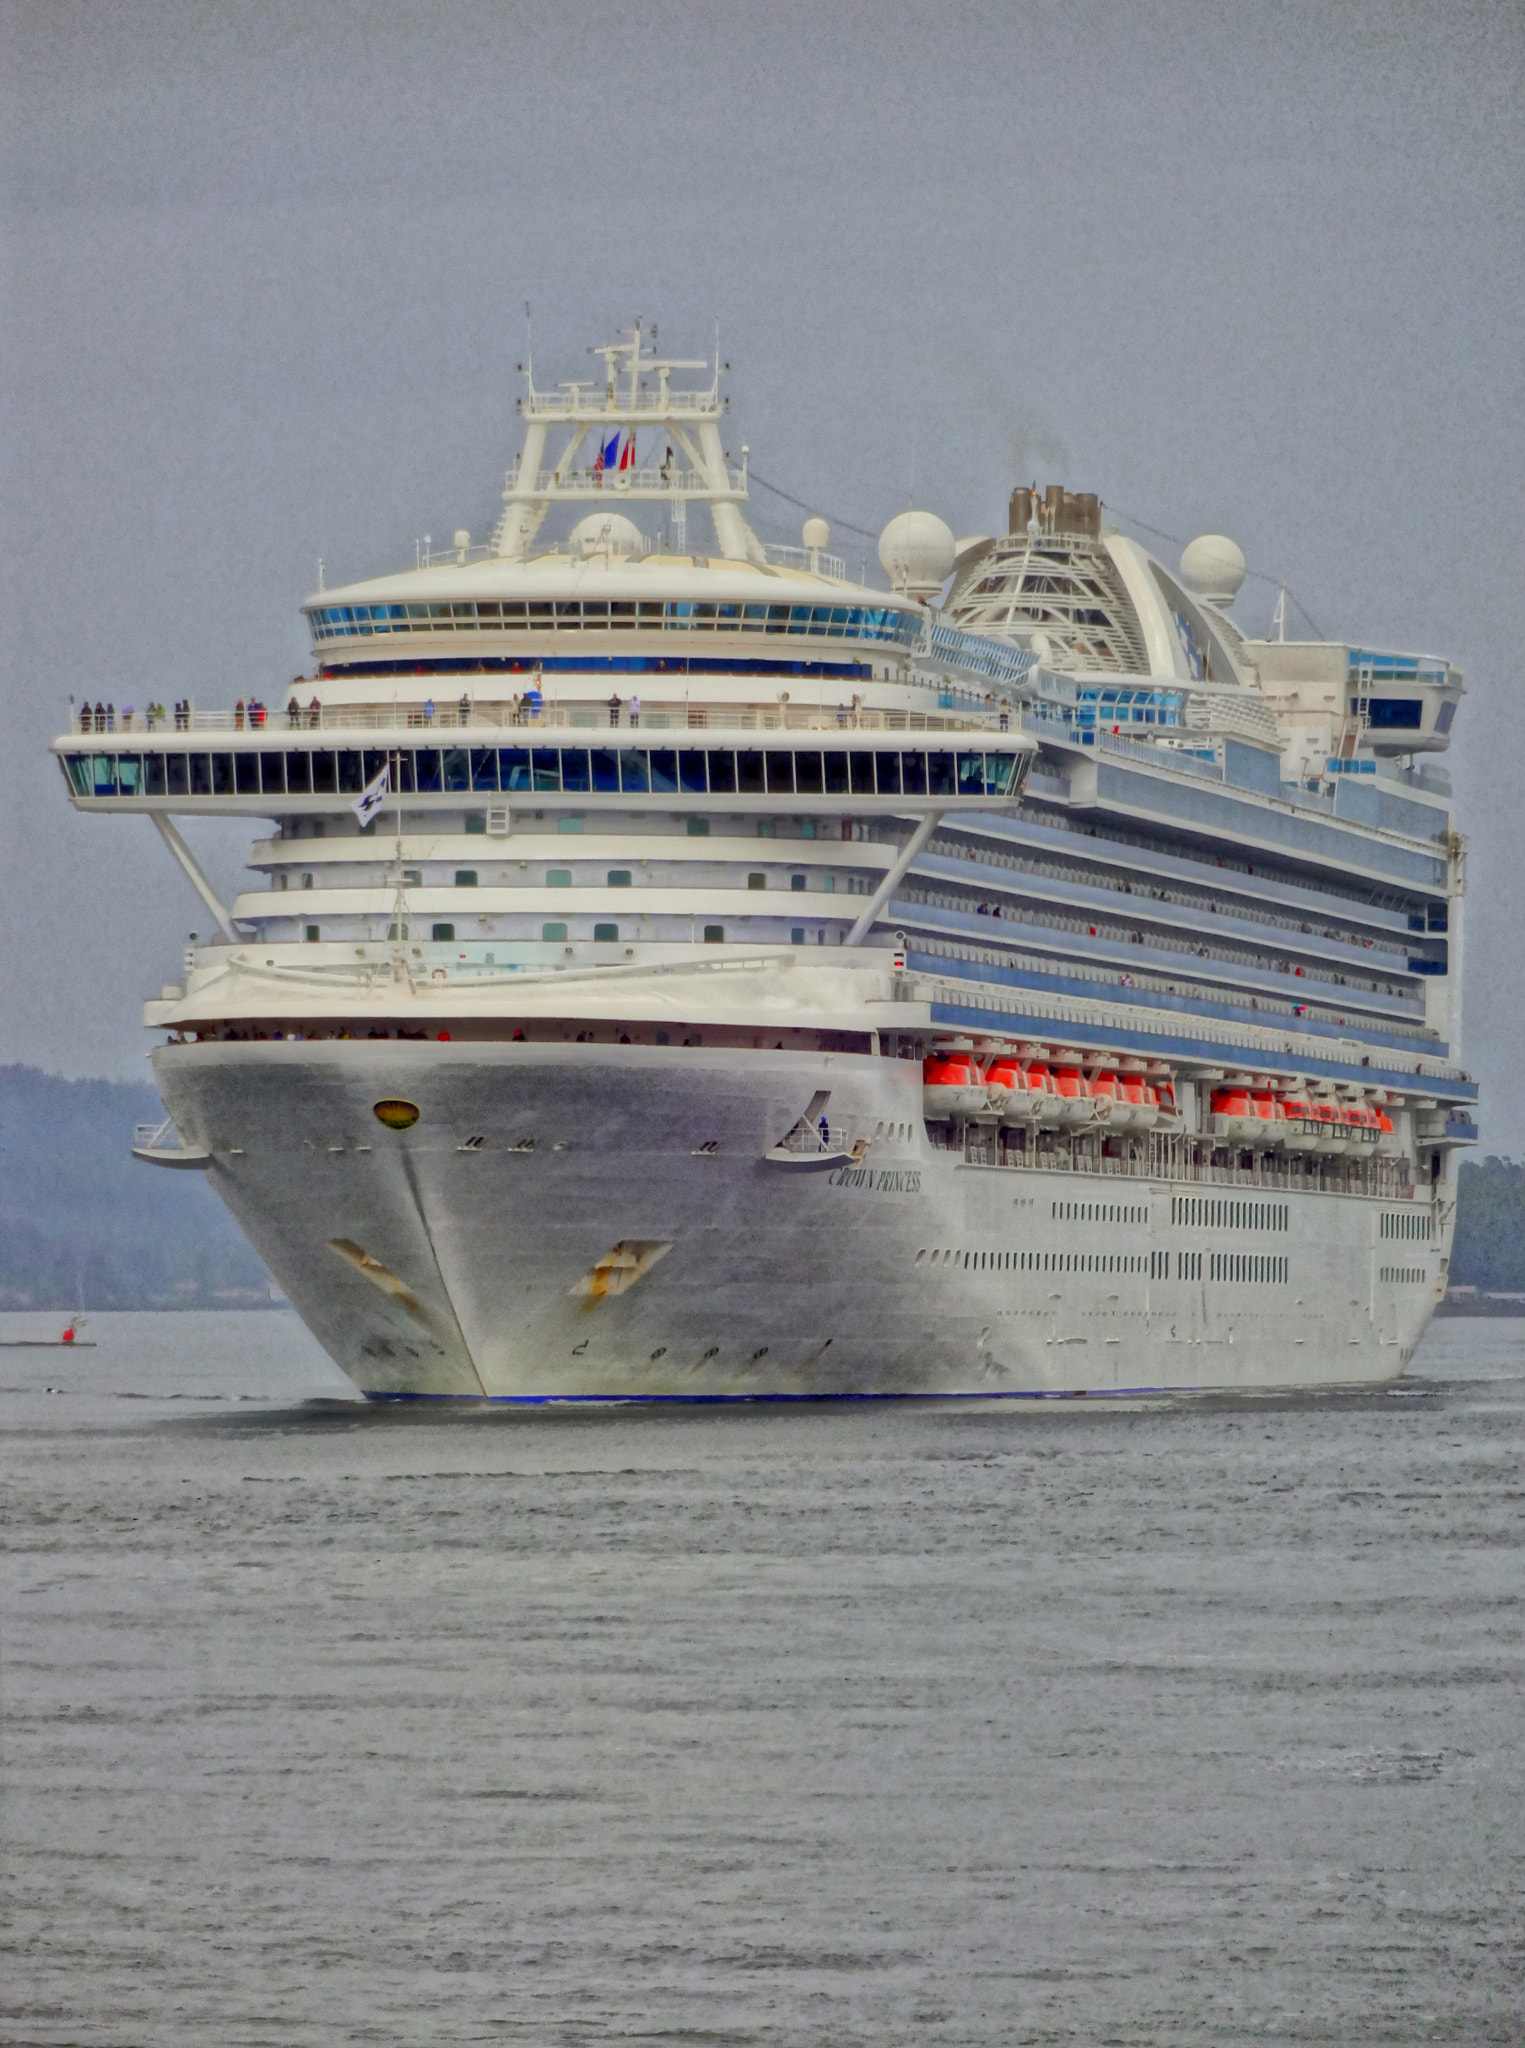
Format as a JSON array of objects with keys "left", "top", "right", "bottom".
[{"left": 1, "top": 1311, "right": 1521, "bottom": 2045}]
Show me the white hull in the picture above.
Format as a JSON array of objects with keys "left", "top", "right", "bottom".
[{"left": 155, "top": 1042, "right": 1446, "bottom": 1400}]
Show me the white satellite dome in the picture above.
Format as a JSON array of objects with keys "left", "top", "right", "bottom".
[
  {"left": 569, "top": 511, "right": 643, "bottom": 559},
  {"left": 801, "top": 516, "right": 830, "bottom": 549},
  {"left": 1179, "top": 533, "right": 1246, "bottom": 606},
  {"left": 879, "top": 510, "right": 957, "bottom": 599}
]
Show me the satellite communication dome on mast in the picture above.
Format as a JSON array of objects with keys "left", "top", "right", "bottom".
[
  {"left": 569, "top": 511, "right": 643, "bottom": 559},
  {"left": 878, "top": 510, "right": 956, "bottom": 599},
  {"left": 1179, "top": 533, "right": 1247, "bottom": 606},
  {"left": 801, "top": 516, "right": 830, "bottom": 550}
]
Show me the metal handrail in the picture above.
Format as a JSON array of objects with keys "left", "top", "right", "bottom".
[{"left": 66, "top": 703, "right": 1022, "bottom": 739}]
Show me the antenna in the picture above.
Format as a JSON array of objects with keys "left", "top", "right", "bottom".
[
  {"left": 524, "top": 300, "right": 533, "bottom": 384},
  {"left": 1272, "top": 583, "right": 1287, "bottom": 643}
]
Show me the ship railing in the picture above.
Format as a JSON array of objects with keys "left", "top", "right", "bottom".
[
  {"left": 510, "top": 464, "right": 744, "bottom": 497},
  {"left": 67, "top": 703, "right": 1016, "bottom": 738},
  {"left": 770, "top": 1121, "right": 851, "bottom": 1158},
  {"left": 520, "top": 386, "right": 720, "bottom": 417},
  {"left": 762, "top": 543, "right": 849, "bottom": 580},
  {"left": 946, "top": 1125, "right": 1417, "bottom": 1198}
]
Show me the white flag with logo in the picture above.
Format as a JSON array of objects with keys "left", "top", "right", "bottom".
[{"left": 352, "top": 761, "right": 390, "bottom": 828}]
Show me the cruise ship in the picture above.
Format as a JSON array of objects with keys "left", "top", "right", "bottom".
[{"left": 58, "top": 328, "right": 1478, "bottom": 1399}]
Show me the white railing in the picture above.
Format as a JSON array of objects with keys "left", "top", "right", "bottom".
[
  {"left": 763, "top": 543, "right": 848, "bottom": 580},
  {"left": 510, "top": 465, "right": 742, "bottom": 496},
  {"left": 67, "top": 702, "right": 1018, "bottom": 739},
  {"left": 521, "top": 385, "right": 721, "bottom": 417}
]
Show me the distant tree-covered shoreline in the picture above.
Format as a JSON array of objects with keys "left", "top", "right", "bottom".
[{"left": 0, "top": 1066, "right": 276, "bottom": 1311}]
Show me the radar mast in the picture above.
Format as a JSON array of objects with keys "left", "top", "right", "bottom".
[{"left": 492, "top": 321, "right": 764, "bottom": 565}]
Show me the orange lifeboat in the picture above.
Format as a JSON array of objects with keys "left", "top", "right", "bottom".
[
  {"left": 1210, "top": 1085, "right": 1258, "bottom": 1144},
  {"left": 1116, "top": 1070, "right": 1160, "bottom": 1135},
  {"left": 1279, "top": 1093, "right": 1319, "bottom": 1152},
  {"left": 1051, "top": 1063, "right": 1098, "bottom": 1129},
  {"left": 1310, "top": 1098, "right": 1348, "bottom": 1153},
  {"left": 923, "top": 1052, "right": 988, "bottom": 1119},
  {"left": 1091, "top": 1068, "right": 1134, "bottom": 1131},
  {"left": 1343, "top": 1102, "right": 1381, "bottom": 1150},
  {"left": 1250, "top": 1088, "right": 1288, "bottom": 1147},
  {"left": 1154, "top": 1078, "right": 1181, "bottom": 1131},
  {"left": 985, "top": 1056, "right": 1045, "bottom": 1124},
  {"left": 1021, "top": 1060, "right": 1067, "bottom": 1128}
]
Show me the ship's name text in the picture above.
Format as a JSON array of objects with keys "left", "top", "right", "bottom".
[{"left": 827, "top": 1166, "right": 923, "bottom": 1195}]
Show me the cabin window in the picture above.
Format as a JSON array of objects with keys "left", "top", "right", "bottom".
[
  {"left": 748, "top": 873, "right": 766, "bottom": 890},
  {"left": 304, "top": 925, "right": 319, "bottom": 942},
  {"left": 403, "top": 868, "right": 422, "bottom": 885},
  {"left": 608, "top": 870, "right": 632, "bottom": 887},
  {"left": 791, "top": 874, "right": 806, "bottom": 891},
  {"left": 542, "top": 922, "right": 567, "bottom": 941},
  {"left": 432, "top": 923, "right": 455, "bottom": 941},
  {"left": 791, "top": 927, "right": 805, "bottom": 945},
  {"left": 704, "top": 925, "right": 724, "bottom": 943},
  {"left": 594, "top": 923, "right": 618, "bottom": 942},
  {"left": 547, "top": 869, "right": 572, "bottom": 887},
  {"left": 686, "top": 817, "right": 710, "bottom": 836},
  {"left": 455, "top": 871, "right": 478, "bottom": 887}
]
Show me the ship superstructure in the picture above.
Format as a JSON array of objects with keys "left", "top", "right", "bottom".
[{"left": 57, "top": 331, "right": 1477, "bottom": 1398}]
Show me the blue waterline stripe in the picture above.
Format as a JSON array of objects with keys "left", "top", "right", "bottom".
[{"left": 362, "top": 1384, "right": 1228, "bottom": 1400}]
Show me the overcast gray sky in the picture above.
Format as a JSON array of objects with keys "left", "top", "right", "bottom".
[{"left": 3, "top": 1, "right": 1521, "bottom": 1141}]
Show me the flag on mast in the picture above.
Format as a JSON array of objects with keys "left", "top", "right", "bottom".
[{"left": 352, "top": 760, "right": 390, "bottom": 828}]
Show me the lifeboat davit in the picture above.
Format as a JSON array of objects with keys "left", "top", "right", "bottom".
[
  {"left": 1154, "top": 1078, "right": 1182, "bottom": 1132},
  {"left": 985, "top": 1057, "right": 1047, "bottom": 1124},
  {"left": 923, "top": 1053, "right": 988, "bottom": 1119}
]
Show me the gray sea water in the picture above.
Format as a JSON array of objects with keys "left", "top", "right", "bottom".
[{"left": 0, "top": 1311, "right": 1520, "bottom": 2046}]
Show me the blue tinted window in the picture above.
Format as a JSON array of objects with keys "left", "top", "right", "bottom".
[
  {"left": 532, "top": 748, "right": 561, "bottom": 792},
  {"left": 414, "top": 749, "right": 442, "bottom": 793},
  {"left": 591, "top": 748, "right": 620, "bottom": 793},
  {"left": 619, "top": 750, "right": 649, "bottom": 793},
  {"left": 560, "top": 749, "right": 591, "bottom": 793},
  {"left": 648, "top": 749, "right": 678, "bottom": 793},
  {"left": 679, "top": 750, "right": 708, "bottom": 793},
  {"left": 470, "top": 748, "right": 499, "bottom": 791},
  {"left": 1367, "top": 698, "right": 1423, "bottom": 729},
  {"left": 498, "top": 748, "right": 531, "bottom": 791}
]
